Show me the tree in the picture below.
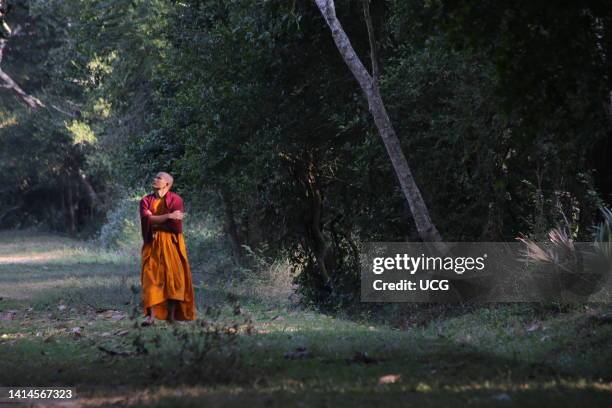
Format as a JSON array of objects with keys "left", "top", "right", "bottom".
[
  {"left": 314, "top": 0, "right": 442, "bottom": 242},
  {"left": 0, "top": 0, "right": 43, "bottom": 108}
]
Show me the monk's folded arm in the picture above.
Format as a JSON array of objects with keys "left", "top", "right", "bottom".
[{"left": 148, "top": 213, "right": 171, "bottom": 224}]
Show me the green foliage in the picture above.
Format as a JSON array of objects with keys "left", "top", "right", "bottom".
[
  {"left": 95, "top": 189, "right": 145, "bottom": 251},
  {"left": 593, "top": 206, "right": 612, "bottom": 259},
  {"left": 382, "top": 36, "right": 508, "bottom": 240},
  {"left": 0, "top": 0, "right": 118, "bottom": 234},
  {"left": 2, "top": 0, "right": 611, "bottom": 308}
]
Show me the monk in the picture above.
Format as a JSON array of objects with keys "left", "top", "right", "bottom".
[{"left": 139, "top": 172, "right": 196, "bottom": 326}]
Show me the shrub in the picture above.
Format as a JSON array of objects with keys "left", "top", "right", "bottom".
[{"left": 95, "top": 189, "right": 146, "bottom": 252}]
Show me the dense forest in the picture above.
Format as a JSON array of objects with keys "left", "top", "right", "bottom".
[{"left": 1, "top": 0, "right": 611, "bottom": 306}]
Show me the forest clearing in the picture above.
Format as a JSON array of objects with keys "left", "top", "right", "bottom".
[{"left": 0, "top": 231, "right": 610, "bottom": 407}]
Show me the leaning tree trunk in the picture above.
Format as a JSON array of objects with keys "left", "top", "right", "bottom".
[{"left": 314, "top": 0, "right": 442, "bottom": 242}]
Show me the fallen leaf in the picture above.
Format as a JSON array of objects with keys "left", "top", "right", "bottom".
[
  {"left": 378, "top": 374, "right": 401, "bottom": 385},
  {"left": 492, "top": 393, "right": 511, "bottom": 401},
  {"left": 69, "top": 327, "right": 82, "bottom": 337},
  {"left": 0, "top": 310, "right": 17, "bottom": 320},
  {"left": 100, "top": 310, "right": 125, "bottom": 321},
  {"left": 415, "top": 383, "right": 431, "bottom": 392}
]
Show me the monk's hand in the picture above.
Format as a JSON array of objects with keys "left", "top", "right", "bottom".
[
  {"left": 144, "top": 209, "right": 153, "bottom": 216},
  {"left": 168, "top": 210, "right": 184, "bottom": 220}
]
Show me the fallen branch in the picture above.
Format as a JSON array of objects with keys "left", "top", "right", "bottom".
[{"left": 97, "top": 345, "right": 134, "bottom": 357}]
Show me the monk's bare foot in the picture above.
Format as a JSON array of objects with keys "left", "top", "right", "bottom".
[
  {"left": 167, "top": 300, "right": 178, "bottom": 324},
  {"left": 141, "top": 316, "right": 155, "bottom": 327}
]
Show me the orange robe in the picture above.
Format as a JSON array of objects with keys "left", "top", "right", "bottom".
[{"left": 140, "top": 196, "right": 196, "bottom": 320}]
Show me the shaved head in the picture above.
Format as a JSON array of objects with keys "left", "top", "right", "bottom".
[
  {"left": 158, "top": 172, "right": 174, "bottom": 189},
  {"left": 152, "top": 172, "right": 174, "bottom": 192}
]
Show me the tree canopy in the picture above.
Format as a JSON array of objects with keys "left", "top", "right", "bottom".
[{"left": 1, "top": 0, "right": 610, "bottom": 305}]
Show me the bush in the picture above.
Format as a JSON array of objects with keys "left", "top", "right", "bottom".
[
  {"left": 95, "top": 188, "right": 147, "bottom": 252},
  {"left": 136, "top": 302, "right": 255, "bottom": 385}
]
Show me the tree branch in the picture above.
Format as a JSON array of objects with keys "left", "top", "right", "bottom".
[
  {"left": 362, "top": 0, "right": 379, "bottom": 84},
  {"left": 0, "top": 19, "right": 45, "bottom": 109}
]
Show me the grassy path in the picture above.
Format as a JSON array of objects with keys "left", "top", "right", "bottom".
[{"left": 0, "top": 231, "right": 610, "bottom": 407}]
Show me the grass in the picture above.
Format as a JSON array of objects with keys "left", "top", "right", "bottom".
[{"left": 0, "top": 230, "right": 610, "bottom": 407}]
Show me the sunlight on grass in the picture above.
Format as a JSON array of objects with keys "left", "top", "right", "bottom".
[
  {"left": 0, "top": 232, "right": 610, "bottom": 407},
  {"left": 0, "top": 230, "right": 136, "bottom": 307},
  {"left": 0, "top": 229, "right": 134, "bottom": 264}
]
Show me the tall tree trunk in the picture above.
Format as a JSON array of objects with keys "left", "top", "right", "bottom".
[
  {"left": 305, "top": 156, "right": 332, "bottom": 282},
  {"left": 220, "top": 187, "right": 244, "bottom": 265},
  {"left": 61, "top": 183, "right": 66, "bottom": 230},
  {"left": 78, "top": 169, "right": 98, "bottom": 204},
  {"left": 314, "top": 0, "right": 442, "bottom": 242},
  {"left": 66, "top": 180, "right": 76, "bottom": 235}
]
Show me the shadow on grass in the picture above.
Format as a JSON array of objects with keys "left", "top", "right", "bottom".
[
  {"left": 0, "top": 323, "right": 610, "bottom": 408},
  {"left": 0, "top": 232, "right": 610, "bottom": 406}
]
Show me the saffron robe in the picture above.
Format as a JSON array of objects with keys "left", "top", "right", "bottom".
[
  {"left": 140, "top": 194, "right": 196, "bottom": 320},
  {"left": 140, "top": 190, "right": 184, "bottom": 244}
]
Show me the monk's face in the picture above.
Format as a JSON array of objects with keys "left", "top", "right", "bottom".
[{"left": 152, "top": 173, "right": 171, "bottom": 190}]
